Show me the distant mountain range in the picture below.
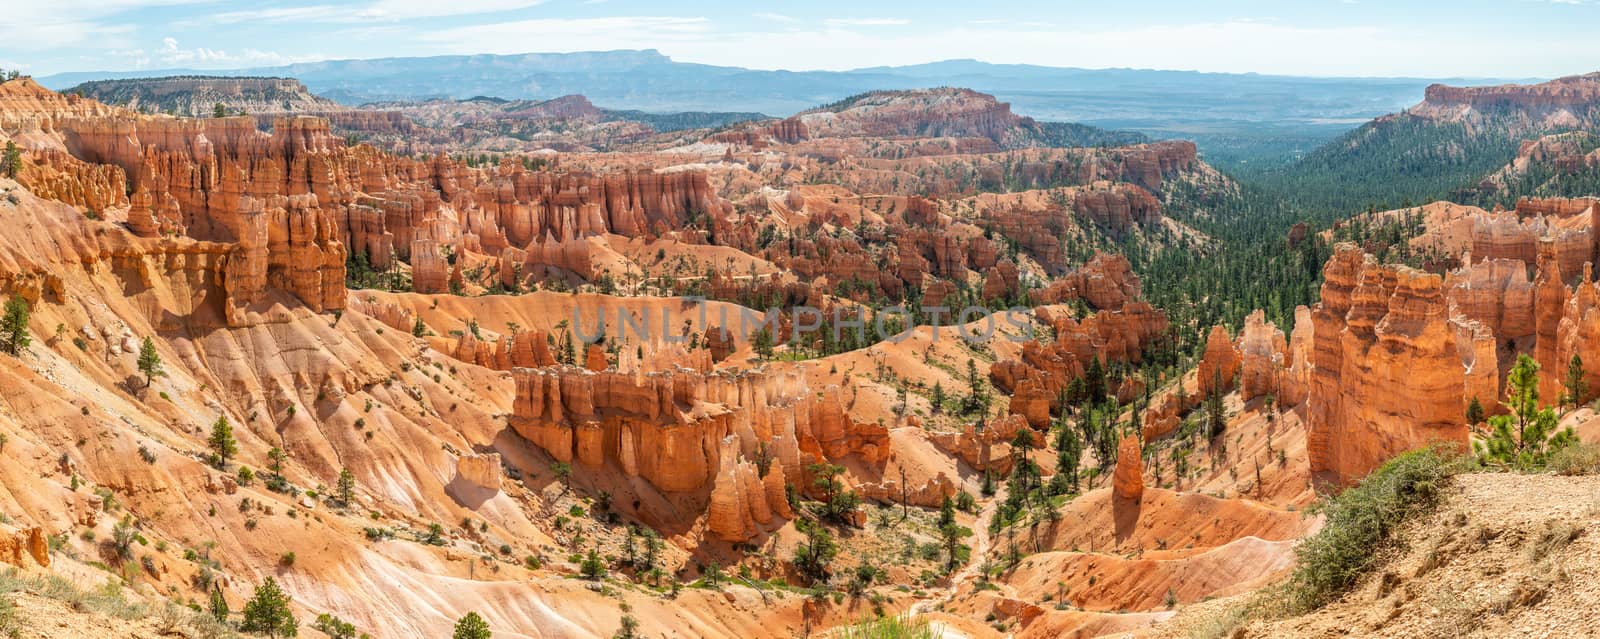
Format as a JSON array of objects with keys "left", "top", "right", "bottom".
[
  {"left": 39, "top": 50, "right": 1538, "bottom": 168},
  {"left": 38, "top": 50, "right": 1528, "bottom": 123}
]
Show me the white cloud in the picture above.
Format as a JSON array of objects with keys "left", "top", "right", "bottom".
[
  {"left": 179, "top": 0, "right": 549, "bottom": 26},
  {"left": 824, "top": 18, "right": 911, "bottom": 26},
  {"left": 105, "top": 37, "right": 324, "bottom": 70},
  {"left": 419, "top": 16, "right": 714, "bottom": 53},
  {"left": 358, "top": 0, "right": 548, "bottom": 20},
  {"left": 754, "top": 12, "right": 797, "bottom": 22}
]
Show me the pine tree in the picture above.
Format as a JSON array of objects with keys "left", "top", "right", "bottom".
[
  {"left": 931, "top": 381, "right": 946, "bottom": 413},
  {"left": 1, "top": 141, "right": 20, "bottom": 179},
  {"left": 208, "top": 584, "right": 230, "bottom": 622},
  {"left": 1466, "top": 395, "right": 1486, "bottom": 426},
  {"left": 792, "top": 518, "right": 837, "bottom": 584},
  {"left": 613, "top": 614, "right": 640, "bottom": 639},
  {"left": 551, "top": 461, "right": 572, "bottom": 491},
  {"left": 1, "top": 294, "right": 30, "bottom": 355},
  {"left": 240, "top": 577, "right": 297, "bottom": 638},
  {"left": 137, "top": 336, "right": 163, "bottom": 387},
  {"left": 336, "top": 467, "right": 356, "bottom": 506},
  {"left": 207, "top": 416, "right": 238, "bottom": 469},
  {"left": 751, "top": 326, "right": 774, "bottom": 359},
  {"left": 452, "top": 612, "right": 491, "bottom": 639},
  {"left": 213, "top": 103, "right": 228, "bottom": 118},
  {"left": 1476, "top": 354, "right": 1578, "bottom": 470},
  {"left": 579, "top": 548, "right": 606, "bottom": 580},
  {"left": 412, "top": 316, "right": 427, "bottom": 337},
  {"left": 1563, "top": 353, "right": 1587, "bottom": 409}
]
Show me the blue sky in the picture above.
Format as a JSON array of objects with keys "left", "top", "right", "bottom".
[{"left": 4, "top": 0, "right": 1599, "bottom": 78}]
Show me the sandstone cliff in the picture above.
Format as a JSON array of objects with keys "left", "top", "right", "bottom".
[
  {"left": 1306, "top": 244, "right": 1470, "bottom": 485},
  {"left": 509, "top": 365, "right": 888, "bottom": 541}
]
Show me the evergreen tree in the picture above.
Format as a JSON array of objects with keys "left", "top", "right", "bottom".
[
  {"left": 1084, "top": 357, "right": 1106, "bottom": 404},
  {"left": 751, "top": 326, "right": 775, "bottom": 359},
  {"left": 791, "top": 518, "right": 837, "bottom": 584},
  {"left": 1, "top": 141, "right": 20, "bottom": 179},
  {"left": 208, "top": 584, "right": 230, "bottom": 623},
  {"left": 137, "top": 336, "right": 163, "bottom": 387},
  {"left": 336, "top": 467, "right": 356, "bottom": 506},
  {"left": 931, "top": 381, "right": 946, "bottom": 413},
  {"left": 452, "top": 612, "right": 491, "bottom": 639},
  {"left": 1204, "top": 370, "right": 1227, "bottom": 442},
  {"left": 938, "top": 520, "right": 972, "bottom": 571},
  {"left": 1564, "top": 353, "right": 1587, "bottom": 409},
  {"left": 412, "top": 316, "right": 427, "bottom": 338},
  {"left": 580, "top": 548, "right": 606, "bottom": 580},
  {"left": 1466, "top": 396, "right": 1486, "bottom": 427},
  {"left": 551, "top": 461, "right": 572, "bottom": 491},
  {"left": 207, "top": 416, "right": 238, "bottom": 469},
  {"left": 1, "top": 294, "right": 30, "bottom": 355},
  {"left": 613, "top": 614, "right": 640, "bottom": 639},
  {"left": 1476, "top": 354, "right": 1577, "bottom": 470},
  {"left": 240, "top": 577, "right": 298, "bottom": 638},
  {"left": 810, "top": 462, "right": 859, "bottom": 523},
  {"left": 213, "top": 102, "right": 228, "bottom": 118}
]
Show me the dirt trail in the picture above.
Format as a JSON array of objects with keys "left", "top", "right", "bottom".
[{"left": 907, "top": 485, "right": 1007, "bottom": 636}]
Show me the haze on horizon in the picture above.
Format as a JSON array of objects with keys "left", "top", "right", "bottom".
[{"left": 5, "top": 0, "right": 1600, "bottom": 80}]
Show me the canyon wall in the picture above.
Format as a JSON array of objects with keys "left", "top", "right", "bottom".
[
  {"left": 1306, "top": 245, "right": 1471, "bottom": 485},
  {"left": 509, "top": 365, "right": 889, "bottom": 541}
]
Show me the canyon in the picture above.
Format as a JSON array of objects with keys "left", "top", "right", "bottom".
[{"left": 0, "top": 60, "right": 1599, "bottom": 639}]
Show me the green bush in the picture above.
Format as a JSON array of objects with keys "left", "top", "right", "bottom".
[
  {"left": 1282, "top": 446, "right": 1463, "bottom": 613},
  {"left": 835, "top": 615, "right": 940, "bottom": 639},
  {"left": 1546, "top": 442, "right": 1600, "bottom": 476}
]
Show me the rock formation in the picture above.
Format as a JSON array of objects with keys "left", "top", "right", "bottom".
[
  {"left": 1419, "top": 73, "right": 1600, "bottom": 113},
  {"left": 455, "top": 453, "right": 503, "bottom": 494},
  {"left": 0, "top": 524, "right": 49, "bottom": 569},
  {"left": 1029, "top": 252, "right": 1143, "bottom": 309},
  {"left": 509, "top": 365, "right": 888, "bottom": 540},
  {"left": 1196, "top": 325, "right": 1241, "bottom": 399},
  {"left": 1237, "top": 310, "right": 1290, "bottom": 403},
  {"left": 1112, "top": 435, "right": 1143, "bottom": 500},
  {"left": 1306, "top": 244, "right": 1471, "bottom": 485},
  {"left": 991, "top": 301, "right": 1168, "bottom": 426}
]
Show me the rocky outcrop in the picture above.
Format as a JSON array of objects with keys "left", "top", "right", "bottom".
[
  {"left": 857, "top": 472, "right": 957, "bottom": 508},
  {"left": 1419, "top": 73, "right": 1600, "bottom": 113},
  {"left": 1029, "top": 253, "right": 1142, "bottom": 309},
  {"left": 1072, "top": 183, "right": 1161, "bottom": 232},
  {"left": 706, "top": 437, "right": 791, "bottom": 541},
  {"left": 990, "top": 301, "right": 1168, "bottom": 426},
  {"left": 1112, "top": 435, "right": 1143, "bottom": 501},
  {"left": 14, "top": 149, "right": 129, "bottom": 213},
  {"left": 1196, "top": 325, "right": 1241, "bottom": 399},
  {"left": 928, "top": 414, "right": 1032, "bottom": 476},
  {"left": 1237, "top": 311, "right": 1289, "bottom": 403},
  {"left": 455, "top": 453, "right": 503, "bottom": 494},
  {"left": 704, "top": 327, "right": 734, "bottom": 362},
  {"left": 1306, "top": 244, "right": 1471, "bottom": 485},
  {"left": 1281, "top": 306, "right": 1314, "bottom": 407},
  {"left": 0, "top": 77, "right": 124, "bottom": 139},
  {"left": 509, "top": 365, "right": 888, "bottom": 539},
  {"left": 796, "top": 88, "right": 1034, "bottom": 145},
  {"left": 67, "top": 76, "right": 343, "bottom": 117},
  {"left": 0, "top": 524, "right": 49, "bottom": 569}
]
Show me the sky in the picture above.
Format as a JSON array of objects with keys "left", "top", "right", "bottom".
[{"left": 3, "top": 0, "right": 1600, "bottom": 79}]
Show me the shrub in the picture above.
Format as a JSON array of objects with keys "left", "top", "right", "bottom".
[
  {"left": 835, "top": 615, "right": 939, "bottom": 639},
  {"left": 314, "top": 612, "right": 358, "bottom": 639},
  {"left": 452, "top": 611, "right": 491, "bottom": 639},
  {"left": 1282, "top": 446, "right": 1463, "bottom": 613},
  {"left": 239, "top": 577, "right": 297, "bottom": 638},
  {"left": 1546, "top": 443, "right": 1600, "bottom": 476}
]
